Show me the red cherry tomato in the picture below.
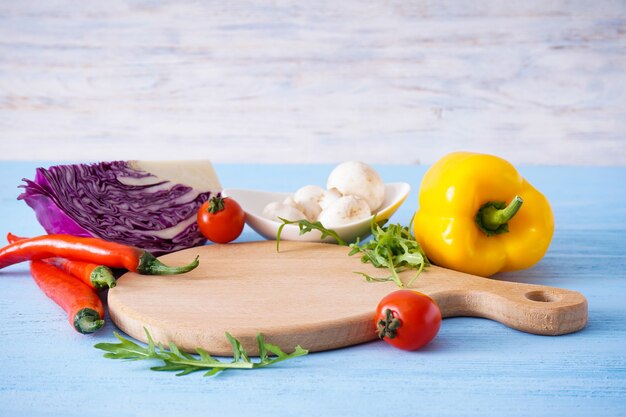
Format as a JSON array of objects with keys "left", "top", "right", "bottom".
[
  {"left": 375, "top": 290, "right": 442, "bottom": 351},
  {"left": 197, "top": 195, "right": 245, "bottom": 244}
]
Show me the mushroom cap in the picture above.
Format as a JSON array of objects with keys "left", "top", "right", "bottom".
[
  {"left": 318, "top": 195, "right": 371, "bottom": 228},
  {"left": 319, "top": 188, "right": 342, "bottom": 210},
  {"left": 283, "top": 196, "right": 303, "bottom": 210},
  {"left": 263, "top": 201, "right": 307, "bottom": 222},
  {"left": 293, "top": 185, "right": 325, "bottom": 221},
  {"left": 326, "top": 161, "right": 385, "bottom": 211}
]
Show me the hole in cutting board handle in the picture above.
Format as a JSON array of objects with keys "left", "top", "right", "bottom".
[{"left": 525, "top": 290, "right": 561, "bottom": 303}]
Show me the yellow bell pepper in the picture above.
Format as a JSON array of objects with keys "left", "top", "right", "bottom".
[{"left": 412, "top": 152, "right": 554, "bottom": 277}]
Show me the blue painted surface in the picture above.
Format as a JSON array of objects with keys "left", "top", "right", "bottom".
[{"left": 0, "top": 162, "right": 624, "bottom": 417}]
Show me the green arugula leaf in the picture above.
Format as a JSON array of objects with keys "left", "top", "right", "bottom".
[
  {"left": 94, "top": 328, "right": 308, "bottom": 377},
  {"left": 348, "top": 219, "right": 430, "bottom": 287},
  {"left": 277, "top": 215, "right": 430, "bottom": 288},
  {"left": 276, "top": 218, "right": 348, "bottom": 250}
]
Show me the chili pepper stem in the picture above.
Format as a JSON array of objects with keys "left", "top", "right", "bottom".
[
  {"left": 91, "top": 266, "right": 117, "bottom": 290},
  {"left": 74, "top": 308, "right": 105, "bottom": 334},
  {"left": 475, "top": 195, "right": 524, "bottom": 237},
  {"left": 137, "top": 253, "right": 200, "bottom": 275}
]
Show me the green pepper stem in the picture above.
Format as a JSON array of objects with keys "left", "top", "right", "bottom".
[
  {"left": 483, "top": 195, "right": 523, "bottom": 229},
  {"left": 74, "top": 308, "right": 104, "bottom": 334},
  {"left": 90, "top": 265, "right": 117, "bottom": 290},
  {"left": 137, "top": 252, "right": 200, "bottom": 275},
  {"left": 475, "top": 195, "right": 524, "bottom": 236}
]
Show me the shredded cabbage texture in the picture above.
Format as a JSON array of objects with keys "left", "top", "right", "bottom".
[{"left": 19, "top": 161, "right": 214, "bottom": 255}]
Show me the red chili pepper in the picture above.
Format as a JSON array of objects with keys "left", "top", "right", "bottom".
[
  {"left": 30, "top": 260, "right": 105, "bottom": 334},
  {"left": 47, "top": 258, "right": 117, "bottom": 290},
  {"left": 6, "top": 233, "right": 117, "bottom": 290},
  {"left": 0, "top": 234, "right": 199, "bottom": 275}
]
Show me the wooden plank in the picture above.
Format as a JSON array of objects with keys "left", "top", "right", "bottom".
[{"left": 0, "top": 1, "right": 625, "bottom": 165}]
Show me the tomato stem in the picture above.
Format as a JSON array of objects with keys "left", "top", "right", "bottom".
[
  {"left": 208, "top": 194, "right": 225, "bottom": 214},
  {"left": 377, "top": 308, "right": 402, "bottom": 339}
]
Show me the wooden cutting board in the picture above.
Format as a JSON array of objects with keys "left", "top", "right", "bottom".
[{"left": 108, "top": 241, "right": 587, "bottom": 355}]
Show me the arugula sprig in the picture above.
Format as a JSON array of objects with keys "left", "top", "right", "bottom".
[
  {"left": 276, "top": 217, "right": 348, "bottom": 249},
  {"left": 94, "top": 328, "right": 308, "bottom": 377},
  {"left": 277, "top": 215, "right": 430, "bottom": 288},
  {"left": 348, "top": 220, "right": 430, "bottom": 288}
]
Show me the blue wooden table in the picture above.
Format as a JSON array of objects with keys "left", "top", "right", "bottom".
[{"left": 0, "top": 162, "right": 624, "bottom": 417}]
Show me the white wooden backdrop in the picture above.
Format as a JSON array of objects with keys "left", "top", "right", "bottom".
[{"left": 0, "top": 0, "right": 625, "bottom": 165}]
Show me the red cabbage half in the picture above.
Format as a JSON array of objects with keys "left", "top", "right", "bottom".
[{"left": 18, "top": 160, "right": 222, "bottom": 255}]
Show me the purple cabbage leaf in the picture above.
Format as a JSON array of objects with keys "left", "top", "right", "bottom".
[{"left": 18, "top": 161, "right": 221, "bottom": 255}]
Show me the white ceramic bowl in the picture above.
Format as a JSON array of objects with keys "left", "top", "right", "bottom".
[{"left": 223, "top": 183, "right": 411, "bottom": 243}]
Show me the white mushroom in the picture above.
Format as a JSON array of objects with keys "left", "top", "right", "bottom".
[
  {"left": 317, "top": 195, "right": 371, "bottom": 228},
  {"left": 319, "top": 187, "right": 342, "bottom": 211},
  {"left": 263, "top": 201, "right": 307, "bottom": 222},
  {"left": 293, "top": 185, "right": 324, "bottom": 221},
  {"left": 283, "top": 196, "right": 303, "bottom": 211},
  {"left": 326, "top": 161, "right": 385, "bottom": 212}
]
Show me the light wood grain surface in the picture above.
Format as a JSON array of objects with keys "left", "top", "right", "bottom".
[
  {"left": 1, "top": 1, "right": 625, "bottom": 165},
  {"left": 110, "top": 241, "right": 587, "bottom": 356}
]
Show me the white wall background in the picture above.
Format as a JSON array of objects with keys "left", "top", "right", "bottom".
[{"left": 0, "top": 0, "right": 625, "bottom": 165}]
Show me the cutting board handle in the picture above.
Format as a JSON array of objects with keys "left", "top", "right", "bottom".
[{"left": 426, "top": 270, "right": 588, "bottom": 335}]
